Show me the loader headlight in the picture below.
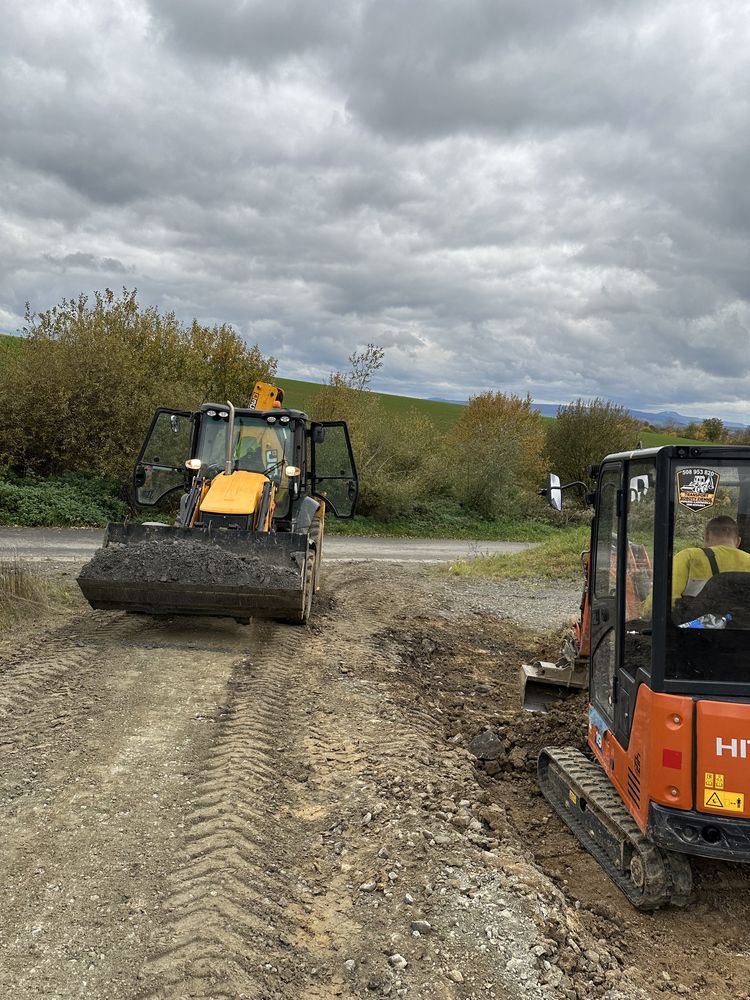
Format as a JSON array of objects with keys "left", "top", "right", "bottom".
[
  {"left": 185, "top": 458, "right": 202, "bottom": 470},
  {"left": 285, "top": 466, "right": 301, "bottom": 477},
  {"left": 280, "top": 415, "right": 290, "bottom": 424}
]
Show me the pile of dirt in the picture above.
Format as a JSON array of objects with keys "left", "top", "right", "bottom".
[{"left": 78, "top": 539, "right": 302, "bottom": 590}]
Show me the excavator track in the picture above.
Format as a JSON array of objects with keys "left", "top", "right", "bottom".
[{"left": 538, "top": 747, "right": 692, "bottom": 910}]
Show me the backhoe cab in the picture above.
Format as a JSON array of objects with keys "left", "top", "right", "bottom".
[
  {"left": 77, "top": 382, "right": 358, "bottom": 625},
  {"left": 532, "top": 445, "right": 750, "bottom": 908}
]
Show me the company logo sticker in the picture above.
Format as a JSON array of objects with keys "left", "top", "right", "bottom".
[{"left": 677, "top": 468, "right": 720, "bottom": 512}]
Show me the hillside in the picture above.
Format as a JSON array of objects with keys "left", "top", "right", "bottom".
[
  {"left": 276, "top": 377, "right": 465, "bottom": 434},
  {"left": 277, "top": 376, "right": 699, "bottom": 447},
  {"left": 0, "top": 339, "right": 700, "bottom": 447}
]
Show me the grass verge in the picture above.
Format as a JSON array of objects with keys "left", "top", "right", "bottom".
[
  {"left": 447, "top": 524, "right": 590, "bottom": 580},
  {"left": 325, "top": 499, "right": 561, "bottom": 542}
]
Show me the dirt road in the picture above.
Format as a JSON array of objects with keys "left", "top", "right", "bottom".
[{"left": 2, "top": 563, "right": 750, "bottom": 1000}]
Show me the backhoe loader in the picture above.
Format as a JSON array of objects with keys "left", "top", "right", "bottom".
[
  {"left": 77, "top": 382, "right": 358, "bottom": 624},
  {"left": 524, "top": 445, "right": 750, "bottom": 909}
]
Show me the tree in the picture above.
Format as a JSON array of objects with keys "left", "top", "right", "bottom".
[
  {"left": 0, "top": 288, "right": 276, "bottom": 481},
  {"left": 445, "top": 392, "right": 546, "bottom": 519},
  {"left": 701, "top": 417, "right": 725, "bottom": 443},
  {"left": 545, "top": 398, "right": 641, "bottom": 501},
  {"left": 311, "top": 344, "right": 436, "bottom": 520}
]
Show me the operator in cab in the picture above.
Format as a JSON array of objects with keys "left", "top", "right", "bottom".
[{"left": 671, "top": 515, "right": 750, "bottom": 604}]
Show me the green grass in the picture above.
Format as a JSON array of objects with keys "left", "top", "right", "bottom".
[
  {"left": 641, "top": 430, "right": 701, "bottom": 447},
  {"left": 0, "top": 332, "right": 22, "bottom": 356},
  {"left": 326, "top": 508, "right": 560, "bottom": 541},
  {"left": 279, "top": 377, "right": 706, "bottom": 444},
  {"left": 276, "top": 377, "right": 465, "bottom": 434},
  {"left": 448, "top": 524, "right": 590, "bottom": 579}
]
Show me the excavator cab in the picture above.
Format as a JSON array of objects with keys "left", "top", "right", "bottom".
[{"left": 537, "top": 445, "right": 750, "bottom": 909}]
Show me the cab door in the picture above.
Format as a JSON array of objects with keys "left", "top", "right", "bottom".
[
  {"left": 133, "top": 409, "right": 194, "bottom": 506},
  {"left": 590, "top": 464, "right": 622, "bottom": 727},
  {"left": 310, "top": 422, "right": 359, "bottom": 518}
]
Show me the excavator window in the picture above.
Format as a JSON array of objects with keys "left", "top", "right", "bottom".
[{"left": 665, "top": 459, "right": 750, "bottom": 684}]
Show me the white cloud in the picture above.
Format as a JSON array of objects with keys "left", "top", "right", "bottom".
[{"left": 0, "top": 0, "right": 749, "bottom": 421}]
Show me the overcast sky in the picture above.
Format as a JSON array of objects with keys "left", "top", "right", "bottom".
[{"left": 2, "top": 1, "right": 749, "bottom": 420}]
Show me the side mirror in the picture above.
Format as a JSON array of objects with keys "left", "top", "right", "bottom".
[
  {"left": 547, "top": 473, "right": 562, "bottom": 512},
  {"left": 311, "top": 424, "right": 326, "bottom": 444},
  {"left": 134, "top": 465, "right": 147, "bottom": 488},
  {"left": 170, "top": 414, "right": 180, "bottom": 433}
]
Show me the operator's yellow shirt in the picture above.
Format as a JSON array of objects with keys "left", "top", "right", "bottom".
[{"left": 671, "top": 545, "right": 750, "bottom": 603}]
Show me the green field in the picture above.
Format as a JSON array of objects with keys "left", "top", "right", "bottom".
[
  {"left": 0, "top": 332, "right": 21, "bottom": 355},
  {"left": 276, "top": 376, "right": 464, "bottom": 433},
  {"left": 279, "top": 376, "right": 703, "bottom": 444}
]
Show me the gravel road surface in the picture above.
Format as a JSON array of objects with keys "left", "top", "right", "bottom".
[
  {"left": 2, "top": 559, "right": 747, "bottom": 999},
  {"left": 0, "top": 527, "right": 533, "bottom": 564}
]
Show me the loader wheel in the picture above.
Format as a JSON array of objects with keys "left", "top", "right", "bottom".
[
  {"left": 299, "top": 547, "right": 315, "bottom": 624},
  {"left": 297, "top": 521, "right": 322, "bottom": 625},
  {"left": 309, "top": 518, "right": 323, "bottom": 594}
]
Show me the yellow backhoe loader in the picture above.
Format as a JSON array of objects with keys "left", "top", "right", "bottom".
[{"left": 77, "top": 382, "right": 358, "bottom": 624}]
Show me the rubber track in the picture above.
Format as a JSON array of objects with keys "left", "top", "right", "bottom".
[{"left": 539, "top": 746, "right": 692, "bottom": 910}]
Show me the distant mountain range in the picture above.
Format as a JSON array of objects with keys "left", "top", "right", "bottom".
[{"left": 428, "top": 398, "right": 747, "bottom": 430}]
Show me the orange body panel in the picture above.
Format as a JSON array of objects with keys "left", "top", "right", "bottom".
[
  {"left": 589, "top": 689, "right": 694, "bottom": 832},
  {"left": 696, "top": 702, "right": 750, "bottom": 819},
  {"left": 200, "top": 471, "right": 267, "bottom": 516}
]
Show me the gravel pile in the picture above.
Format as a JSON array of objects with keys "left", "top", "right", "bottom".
[{"left": 79, "top": 539, "right": 302, "bottom": 590}]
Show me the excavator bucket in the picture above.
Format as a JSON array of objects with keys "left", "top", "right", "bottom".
[
  {"left": 520, "top": 657, "right": 588, "bottom": 713},
  {"left": 77, "top": 523, "right": 312, "bottom": 624}
]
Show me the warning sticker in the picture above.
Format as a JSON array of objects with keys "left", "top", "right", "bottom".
[
  {"left": 568, "top": 790, "right": 578, "bottom": 806},
  {"left": 677, "top": 468, "right": 720, "bottom": 512},
  {"left": 704, "top": 772, "right": 725, "bottom": 789},
  {"left": 703, "top": 788, "right": 744, "bottom": 812}
]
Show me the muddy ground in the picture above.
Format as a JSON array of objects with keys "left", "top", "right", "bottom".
[{"left": 1, "top": 561, "right": 750, "bottom": 1000}]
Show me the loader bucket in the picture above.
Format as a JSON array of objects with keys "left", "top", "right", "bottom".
[
  {"left": 77, "top": 523, "right": 312, "bottom": 624},
  {"left": 520, "top": 659, "right": 588, "bottom": 713}
]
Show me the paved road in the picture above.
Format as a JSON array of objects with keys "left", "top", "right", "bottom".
[{"left": 0, "top": 527, "right": 533, "bottom": 564}]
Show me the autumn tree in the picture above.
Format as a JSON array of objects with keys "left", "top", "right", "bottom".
[
  {"left": 545, "top": 398, "right": 640, "bottom": 501},
  {"left": 0, "top": 288, "right": 276, "bottom": 481},
  {"left": 445, "top": 392, "right": 547, "bottom": 519},
  {"left": 701, "top": 417, "right": 725, "bottom": 442}
]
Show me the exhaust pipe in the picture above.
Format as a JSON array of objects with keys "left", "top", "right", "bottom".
[{"left": 224, "top": 400, "right": 236, "bottom": 475}]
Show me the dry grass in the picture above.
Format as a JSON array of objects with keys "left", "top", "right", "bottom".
[{"left": 0, "top": 556, "right": 61, "bottom": 628}]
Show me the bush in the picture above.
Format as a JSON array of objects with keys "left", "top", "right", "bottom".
[
  {"left": 545, "top": 398, "right": 641, "bottom": 501},
  {"left": 444, "top": 392, "right": 547, "bottom": 519},
  {"left": 310, "top": 346, "right": 439, "bottom": 521},
  {"left": 0, "top": 472, "right": 128, "bottom": 527},
  {"left": 0, "top": 289, "right": 277, "bottom": 482}
]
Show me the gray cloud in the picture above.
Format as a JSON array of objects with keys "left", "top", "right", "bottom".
[{"left": 0, "top": 0, "right": 749, "bottom": 422}]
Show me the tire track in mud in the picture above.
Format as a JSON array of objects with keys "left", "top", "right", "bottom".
[
  {"left": 0, "top": 612, "right": 169, "bottom": 790},
  {"left": 139, "top": 623, "right": 322, "bottom": 1000}
]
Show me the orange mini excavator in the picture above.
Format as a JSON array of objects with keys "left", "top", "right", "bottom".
[{"left": 527, "top": 445, "right": 750, "bottom": 909}]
